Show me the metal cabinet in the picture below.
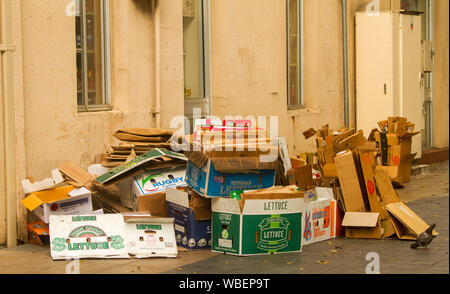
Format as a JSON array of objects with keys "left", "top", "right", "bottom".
[{"left": 356, "top": 11, "right": 424, "bottom": 158}]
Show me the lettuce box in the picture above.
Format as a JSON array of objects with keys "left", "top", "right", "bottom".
[
  {"left": 166, "top": 187, "right": 212, "bottom": 250},
  {"left": 211, "top": 186, "right": 304, "bottom": 256},
  {"left": 49, "top": 213, "right": 177, "bottom": 260},
  {"left": 130, "top": 166, "right": 187, "bottom": 215},
  {"left": 21, "top": 186, "right": 93, "bottom": 224},
  {"left": 185, "top": 151, "right": 277, "bottom": 198}
]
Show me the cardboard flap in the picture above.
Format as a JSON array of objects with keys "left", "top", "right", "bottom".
[
  {"left": 21, "top": 185, "right": 75, "bottom": 211},
  {"left": 58, "top": 161, "right": 94, "bottom": 187},
  {"left": 123, "top": 215, "right": 174, "bottom": 224},
  {"left": 115, "top": 128, "right": 173, "bottom": 137},
  {"left": 210, "top": 157, "right": 276, "bottom": 171},
  {"left": 192, "top": 206, "right": 212, "bottom": 221},
  {"left": 385, "top": 202, "right": 438, "bottom": 238},
  {"left": 21, "top": 194, "right": 45, "bottom": 211},
  {"left": 187, "top": 151, "right": 209, "bottom": 168},
  {"left": 342, "top": 212, "right": 379, "bottom": 228},
  {"left": 343, "top": 212, "right": 380, "bottom": 228},
  {"left": 374, "top": 169, "right": 401, "bottom": 204}
]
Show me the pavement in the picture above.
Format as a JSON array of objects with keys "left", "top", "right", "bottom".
[{"left": 0, "top": 161, "right": 448, "bottom": 275}]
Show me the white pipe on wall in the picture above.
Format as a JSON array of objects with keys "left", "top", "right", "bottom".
[{"left": 0, "top": 0, "right": 18, "bottom": 248}]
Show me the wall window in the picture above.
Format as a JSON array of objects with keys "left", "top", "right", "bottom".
[
  {"left": 287, "top": 0, "right": 304, "bottom": 108},
  {"left": 183, "top": 0, "right": 210, "bottom": 101},
  {"left": 76, "top": 0, "right": 111, "bottom": 112}
]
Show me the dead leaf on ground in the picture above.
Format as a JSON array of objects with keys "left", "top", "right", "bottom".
[
  {"left": 330, "top": 249, "right": 339, "bottom": 254},
  {"left": 316, "top": 260, "right": 329, "bottom": 265},
  {"left": 299, "top": 267, "right": 304, "bottom": 271},
  {"left": 334, "top": 245, "right": 343, "bottom": 249},
  {"left": 176, "top": 267, "right": 183, "bottom": 271}
]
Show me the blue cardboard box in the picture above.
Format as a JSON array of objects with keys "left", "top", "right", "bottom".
[
  {"left": 166, "top": 188, "right": 212, "bottom": 250},
  {"left": 185, "top": 152, "right": 277, "bottom": 198}
]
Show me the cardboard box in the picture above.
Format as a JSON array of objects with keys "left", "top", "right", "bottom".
[
  {"left": 130, "top": 167, "right": 187, "bottom": 216},
  {"left": 185, "top": 152, "right": 276, "bottom": 197},
  {"left": 211, "top": 191, "right": 303, "bottom": 256},
  {"left": 49, "top": 214, "right": 178, "bottom": 260},
  {"left": 334, "top": 151, "right": 367, "bottom": 212},
  {"left": 342, "top": 212, "right": 382, "bottom": 239},
  {"left": 28, "top": 221, "right": 50, "bottom": 246},
  {"left": 22, "top": 186, "right": 93, "bottom": 224},
  {"left": 166, "top": 188, "right": 212, "bottom": 250},
  {"left": 302, "top": 198, "right": 332, "bottom": 246},
  {"left": 124, "top": 214, "right": 178, "bottom": 258},
  {"left": 49, "top": 214, "right": 130, "bottom": 260},
  {"left": 373, "top": 169, "right": 439, "bottom": 240}
]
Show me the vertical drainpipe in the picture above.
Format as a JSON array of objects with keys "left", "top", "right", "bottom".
[
  {"left": 153, "top": 0, "right": 161, "bottom": 129},
  {"left": 0, "top": 0, "right": 18, "bottom": 248},
  {"left": 342, "top": 0, "right": 350, "bottom": 128}
]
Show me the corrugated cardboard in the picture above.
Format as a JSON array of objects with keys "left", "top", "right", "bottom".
[
  {"left": 166, "top": 188, "right": 212, "bottom": 250},
  {"left": 342, "top": 212, "right": 379, "bottom": 227},
  {"left": 49, "top": 214, "right": 178, "bottom": 260},
  {"left": 185, "top": 155, "right": 276, "bottom": 198},
  {"left": 22, "top": 186, "right": 93, "bottom": 223},
  {"left": 302, "top": 198, "right": 332, "bottom": 246},
  {"left": 211, "top": 195, "right": 303, "bottom": 256},
  {"left": 385, "top": 202, "right": 439, "bottom": 240},
  {"left": 95, "top": 148, "right": 187, "bottom": 186},
  {"left": 28, "top": 221, "right": 50, "bottom": 246},
  {"left": 334, "top": 151, "right": 367, "bottom": 212},
  {"left": 358, "top": 150, "right": 396, "bottom": 238},
  {"left": 124, "top": 215, "right": 178, "bottom": 258}
]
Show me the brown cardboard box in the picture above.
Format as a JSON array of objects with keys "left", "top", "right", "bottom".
[
  {"left": 374, "top": 169, "right": 438, "bottom": 240},
  {"left": 334, "top": 151, "right": 367, "bottom": 213}
]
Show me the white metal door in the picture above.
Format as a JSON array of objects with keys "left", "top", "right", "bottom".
[
  {"left": 356, "top": 12, "right": 393, "bottom": 137},
  {"left": 399, "top": 14, "right": 423, "bottom": 158}
]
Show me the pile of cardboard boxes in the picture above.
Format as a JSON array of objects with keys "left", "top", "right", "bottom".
[
  {"left": 369, "top": 117, "right": 419, "bottom": 184},
  {"left": 19, "top": 116, "right": 437, "bottom": 261}
]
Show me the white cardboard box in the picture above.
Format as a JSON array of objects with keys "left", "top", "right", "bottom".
[{"left": 49, "top": 214, "right": 178, "bottom": 260}]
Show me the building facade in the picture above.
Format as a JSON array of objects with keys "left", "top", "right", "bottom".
[{"left": 0, "top": 0, "right": 448, "bottom": 245}]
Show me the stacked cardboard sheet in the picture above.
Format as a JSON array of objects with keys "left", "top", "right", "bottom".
[{"left": 102, "top": 129, "right": 174, "bottom": 167}]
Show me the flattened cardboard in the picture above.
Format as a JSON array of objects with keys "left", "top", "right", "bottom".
[
  {"left": 334, "top": 151, "right": 366, "bottom": 212},
  {"left": 342, "top": 212, "right": 379, "bottom": 227},
  {"left": 385, "top": 202, "right": 439, "bottom": 240},
  {"left": 58, "top": 161, "right": 94, "bottom": 188},
  {"left": 95, "top": 148, "right": 187, "bottom": 185}
]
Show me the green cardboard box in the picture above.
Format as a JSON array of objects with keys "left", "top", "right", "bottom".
[{"left": 211, "top": 195, "right": 303, "bottom": 256}]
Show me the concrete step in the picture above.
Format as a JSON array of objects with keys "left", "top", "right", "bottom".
[{"left": 411, "top": 164, "right": 430, "bottom": 176}]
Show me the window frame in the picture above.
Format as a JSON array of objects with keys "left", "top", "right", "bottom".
[
  {"left": 183, "top": 0, "right": 212, "bottom": 117},
  {"left": 286, "top": 0, "right": 305, "bottom": 109},
  {"left": 77, "top": 0, "right": 111, "bottom": 113}
]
